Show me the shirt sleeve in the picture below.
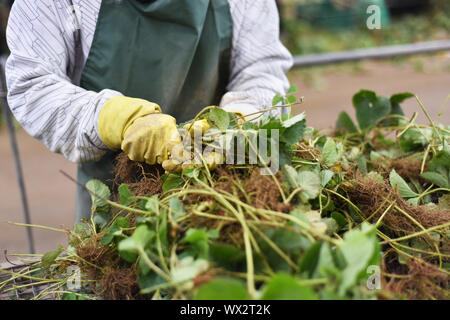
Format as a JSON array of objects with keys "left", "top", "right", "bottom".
[
  {"left": 223, "top": 0, "right": 293, "bottom": 117},
  {"left": 5, "top": 0, "right": 121, "bottom": 163}
]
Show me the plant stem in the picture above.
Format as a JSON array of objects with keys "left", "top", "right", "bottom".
[{"left": 139, "top": 249, "right": 171, "bottom": 282}]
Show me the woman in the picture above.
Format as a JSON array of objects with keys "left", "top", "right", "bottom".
[{"left": 6, "top": 0, "right": 293, "bottom": 220}]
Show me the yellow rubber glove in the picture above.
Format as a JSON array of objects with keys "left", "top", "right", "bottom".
[
  {"left": 121, "top": 113, "right": 181, "bottom": 164},
  {"left": 162, "top": 109, "right": 245, "bottom": 172},
  {"left": 183, "top": 119, "right": 211, "bottom": 137},
  {"left": 162, "top": 150, "right": 222, "bottom": 173},
  {"left": 98, "top": 96, "right": 181, "bottom": 164},
  {"left": 182, "top": 111, "right": 246, "bottom": 138}
]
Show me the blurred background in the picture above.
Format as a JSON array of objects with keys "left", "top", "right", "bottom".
[{"left": 1, "top": 0, "right": 449, "bottom": 263}]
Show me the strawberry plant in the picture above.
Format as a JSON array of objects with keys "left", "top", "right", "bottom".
[{"left": 2, "top": 88, "right": 449, "bottom": 300}]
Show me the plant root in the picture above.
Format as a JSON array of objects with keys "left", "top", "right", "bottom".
[
  {"left": 114, "top": 153, "right": 163, "bottom": 196},
  {"left": 382, "top": 253, "right": 449, "bottom": 300},
  {"left": 95, "top": 267, "right": 139, "bottom": 300},
  {"left": 76, "top": 235, "right": 119, "bottom": 281},
  {"left": 344, "top": 176, "right": 450, "bottom": 235}
]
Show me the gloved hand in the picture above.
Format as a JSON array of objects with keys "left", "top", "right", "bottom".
[
  {"left": 162, "top": 117, "right": 221, "bottom": 173},
  {"left": 98, "top": 96, "right": 181, "bottom": 164},
  {"left": 183, "top": 119, "right": 211, "bottom": 137},
  {"left": 161, "top": 108, "right": 252, "bottom": 173},
  {"left": 182, "top": 110, "right": 247, "bottom": 138},
  {"left": 162, "top": 148, "right": 222, "bottom": 173},
  {"left": 220, "top": 92, "right": 261, "bottom": 123}
]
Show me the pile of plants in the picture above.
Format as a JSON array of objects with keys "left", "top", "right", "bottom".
[{"left": 1, "top": 88, "right": 449, "bottom": 300}]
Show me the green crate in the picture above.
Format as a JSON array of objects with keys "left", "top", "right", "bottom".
[{"left": 296, "top": 0, "right": 390, "bottom": 30}]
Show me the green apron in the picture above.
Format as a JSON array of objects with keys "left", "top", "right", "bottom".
[{"left": 75, "top": 0, "right": 232, "bottom": 221}]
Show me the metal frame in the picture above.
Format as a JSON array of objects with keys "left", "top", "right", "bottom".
[
  {"left": 293, "top": 40, "right": 450, "bottom": 67},
  {"left": 1, "top": 61, "right": 35, "bottom": 254}
]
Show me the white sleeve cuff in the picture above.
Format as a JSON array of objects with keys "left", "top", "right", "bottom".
[{"left": 219, "top": 91, "right": 261, "bottom": 117}]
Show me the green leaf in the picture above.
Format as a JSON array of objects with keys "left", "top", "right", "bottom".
[
  {"left": 384, "top": 92, "right": 412, "bottom": 126},
  {"left": 145, "top": 195, "right": 159, "bottom": 214},
  {"left": 313, "top": 242, "right": 339, "bottom": 278},
  {"left": 181, "top": 228, "right": 218, "bottom": 259},
  {"left": 194, "top": 278, "right": 249, "bottom": 300},
  {"left": 353, "top": 90, "right": 391, "bottom": 130},
  {"left": 390, "top": 92, "right": 414, "bottom": 105},
  {"left": 421, "top": 172, "right": 449, "bottom": 189},
  {"left": 356, "top": 155, "right": 368, "bottom": 174},
  {"left": 100, "top": 217, "right": 130, "bottom": 246},
  {"left": 41, "top": 245, "right": 63, "bottom": 269},
  {"left": 282, "top": 113, "right": 305, "bottom": 128},
  {"left": 242, "top": 121, "right": 258, "bottom": 130},
  {"left": 209, "top": 243, "right": 245, "bottom": 270},
  {"left": 389, "top": 169, "right": 418, "bottom": 199},
  {"left": 429, "top": 142, "right": 450, "bottom": 170},
  {"left": 118, "top": 184, "right": 133, "bottom": 206},
  {"left": 261, "top": 274, "right": 317, "bottom": 300},
  {"left": 101, "top": 233, "right": 116, "bottom": 246},
  {"left": 118, "top": 225, "right": 155, "bottom": 261},
  {"left": 282, "top": 167, "right": 321, "bottom": 201},
  {"left": 93, "top": 211, "right": 110, "bottom": 229},
  {"left": 100, "top": 225, "right": 119, "bottom": 246},
  {"left": 85, "top": 179, "right": 111, "bottom": 212},
  {"left": 323, "top": 218, "right": 338, "bottom": 235},
  {"left": 263, "top": 228, "right": 311, "bottom": 257},
  {"left": 281, "top": 120, "right": 306, "bottom": 145},
  {"left": 297, "top": 171, "right": 321, "bottom": 201},
  {"left": 208, "top": 107, "right": 230, "bottom": 131},
  {"left": 158, "top": 211, "right": 169, "bottom": 255},
  {"left": 407, "top": 197, "right": 420, "bottom": 206},
  {"left": 132, "top": 225, "right": 154, "bottom": 249},
  {"left": 338, "top": 223, "right": 380, "bottom": 295},
  {"left": 336, "top": 111, "right": 358, "bottom": 133},
  {"left": 319, "top": 170, "right": 334, "bottom": 187},
  {"left": 62, "top": 292, "right": 77, "bottom": 300},
  {"left": 162, "top": 173, "right": 184, "bottom": 193},
  {"left": 272, "top": 93, "right": 284, "bottom": 106},
  {"left": 287, "top": 95, "right": 297, "bottom": 105},
  {"left": 169, "top": 197, "right": 186, "bottom": 219},
  {"left": 138, "top": 272, "right": 166, "bottom": 294},
  {"left": 183, "top": 168, "right": 199, "bottom": 179},
  {"left": 287, "top": 85, "right": 298, "bottom": 95},
  {"left": 62, "top": 292, "right": 87, "bottom": 300},
  {"left": 331, "top": 211, "right": 347, "bottom": 228},
  {"left": 315, "top": 135, "right": 327, "bottom": 149},
  {"left": 279, "top": 147, "right": 292, "bottom": 168},
  {"left": 171, "top": 256, "right": 209, "bottom": 284},
  {"left": 400, "top": 128, "right": 432, "bottom": 152},
  {"left": 115, "top": 217, "right": 130, "bottom": 229},
  {"left": 298, "top": 242, "right": 322, "bottom": 277},
  {"left": 281, "top": 165, "right": 299, "bottom": 190},
  {"left": 260, "top": 116, "right": 284, "bottom": 131},
  {"left": 321, "top": 138, "right": 343, "bottom": 167}
]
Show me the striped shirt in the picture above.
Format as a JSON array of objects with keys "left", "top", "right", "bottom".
[{"left": 6, "top": 0, "right": 293, "bottom": 163}]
